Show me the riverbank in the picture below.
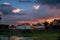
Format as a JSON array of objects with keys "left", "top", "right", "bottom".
[
  {"left": 0, "top": 29, "right": 60, "bottom": 40},
  {"left": 0, "top": 32, "right": 59, "bottom": 40}
]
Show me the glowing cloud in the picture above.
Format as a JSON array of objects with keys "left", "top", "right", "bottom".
[
  {"left": 12, "top": 8, "right": 21, "bottom": 13},
  {"left": 2, "top": 2, "right": 11, "bottom": 6},
  {"left": 33, "top": 5, "right": 40, "bottom": 10}
]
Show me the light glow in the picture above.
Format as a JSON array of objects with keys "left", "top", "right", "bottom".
[
  {"left": 12, "top": 8, "right": 21, "bottom": 13},
  {"left": 3, "top": 2, "right": 11, "bottom": 6},
  {"left": 33, "top": 5, "right": 40, "bottom": 10}
]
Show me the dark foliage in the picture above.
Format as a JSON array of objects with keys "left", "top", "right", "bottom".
[
  {"left": 58, "top": 36, "right": 60, "bottom": 40},
  {"left": 0, "top": 24, "right": 10, "bottom": 32},
  {"left": 50, "top": 19, "right": 60, "bottom": 29},
  {"left": 0, "top": 24, "right": 9, "bottom": 29},
  {"left": 43, "top": 21, "right": 49, "bottom": 29}
]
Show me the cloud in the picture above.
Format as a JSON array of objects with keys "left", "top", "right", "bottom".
[
  {"left": 37, "top": 0, "right": 60, "bottom": 9},
  {"left": 0, "top": 2, "right": 60, "bottom": 24},
  {"left": 33, "top": 5, "right": 40, "bottom": 10},
  {"left": 12, "top": 8, "right": 21, "bottom": 13},
  {"left": 25, "top": 4, "right": 60, "bottom": 20},
  {"left": 0, "top": 2, "right": 25, "bottom": 15},
  {"left": 2, "top": 2, "right": 11, "bottom": 6},
  {"left": 37, "top": 0, "right": 60, "bottom": 4},
  {"left": 0, "top": 2, "right": 14, "bottom": 14}
]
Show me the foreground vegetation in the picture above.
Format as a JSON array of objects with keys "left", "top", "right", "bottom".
[
  {"left": 0, "top": 29, "right": 60, "bottom": 40},
  {"left": 0, "top": 32, "right": 59, "bottom": 40}
]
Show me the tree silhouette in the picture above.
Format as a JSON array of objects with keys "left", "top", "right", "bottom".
[
  {"left": 50, "top": 19, "right": 60, "bottom": 29},
  {"left": 43, "top": 21, "right": 49, "bottom": 29},
  {"left": 36, "top": 23, "right": 41, "bottom": 26}
]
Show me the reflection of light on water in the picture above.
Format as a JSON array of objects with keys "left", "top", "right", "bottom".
[
  {"left": 10, "top": 36, "right": 39, "bottom": 40},
  {"left": 10, "top": 36, "right": 30, "bottom": 40},
  {"left": 0, "top": 35, "right": 9, "bottom": 40}
]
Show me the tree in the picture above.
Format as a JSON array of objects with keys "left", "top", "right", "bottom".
[
  {"left": 43, "top": 21, "right": 49, "bottom": 29},
  {"left": 50, "top": 19, "right": 60, "bottom": 29}
]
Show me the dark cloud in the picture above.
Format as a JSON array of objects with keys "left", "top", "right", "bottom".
[
  {"left": 36, "top": 0, "right": 60, "bottom": 10},
  {"left": 0, "top": 2, "right": 27, "bottom": 15},
  {"left": 26, "top": 4, "right": 60, "bottom": 20},
  {"left": 37, "top": 0, "right": 60, "bottom": 4},
  {"left": 0, "top": 2, "right": 14, "bottom": 15}
]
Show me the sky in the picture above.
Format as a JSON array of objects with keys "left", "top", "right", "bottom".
[{"left": 0, "top": 0, "right": 60, "bottom": 24}]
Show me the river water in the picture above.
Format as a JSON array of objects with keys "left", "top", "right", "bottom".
[{"left": 0, "top": 35, "right": 41, "bottom": 40}]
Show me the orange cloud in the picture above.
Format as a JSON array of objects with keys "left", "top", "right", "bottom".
[{"left": 17, "top": 17, "right": 60, "bottom": 24}]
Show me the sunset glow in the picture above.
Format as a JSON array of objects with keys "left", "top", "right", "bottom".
[
  {"left": 17, "top": 17, "right": 60, "bottom": 25},
  {"left": 38, "top": 17, "right": 60, "bottom": 23}
]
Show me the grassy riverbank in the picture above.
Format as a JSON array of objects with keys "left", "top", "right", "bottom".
[{"left": 0, "top": 30, "right": 60, "bottom": 40}]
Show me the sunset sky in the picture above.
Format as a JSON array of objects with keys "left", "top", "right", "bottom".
[{"left": 0, "top": 0, "right": 60, "bottom": 24}]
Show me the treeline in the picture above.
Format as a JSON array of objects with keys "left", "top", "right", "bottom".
[{"left": 43, "top": 19, "right": 60, "bottom": 30}]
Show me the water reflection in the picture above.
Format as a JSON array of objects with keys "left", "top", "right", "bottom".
[
  {"left": 0, "top": 35, "right": 9, "bottom": 40},
  {"left": 0, "top": 35, "right": 59, "bottom": 40},
  {"left": 10, "top": 36, "right": 40, "bottom": 40},
  {"left": 0, "top": 35, "right": 40, "bottom": 40}
]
